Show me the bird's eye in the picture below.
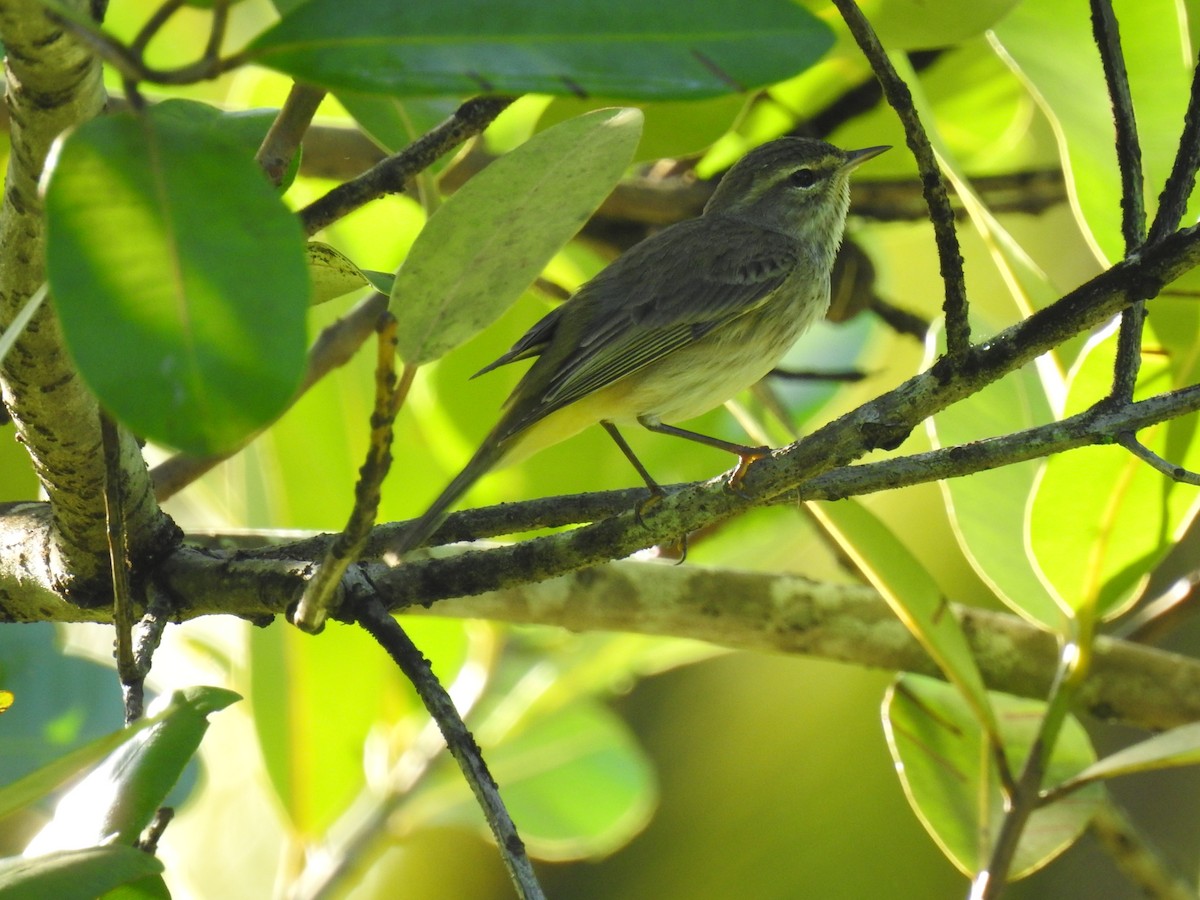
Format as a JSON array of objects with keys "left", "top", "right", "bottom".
[{"left": 788, "top": 168, "right": 818, "bottom": 188}]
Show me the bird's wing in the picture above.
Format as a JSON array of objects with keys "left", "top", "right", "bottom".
[
  {"left": 535, "top": 220, "right": 799, "bottom": 410},
  {"left": 472, "top": 302, "right": 564, "bottom": 378}
]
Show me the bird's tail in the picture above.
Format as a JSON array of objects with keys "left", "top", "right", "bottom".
[{"left": 388, "top": 429, "right": 510, "bottom": 559}]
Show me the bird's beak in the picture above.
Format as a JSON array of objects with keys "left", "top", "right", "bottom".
[{"left": 842, "top": 145, "right": 891, "bottom": 171}]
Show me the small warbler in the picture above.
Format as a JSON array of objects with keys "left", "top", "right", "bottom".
[{"left": 394, "top": 137, "right": 887, "bottom": 555}]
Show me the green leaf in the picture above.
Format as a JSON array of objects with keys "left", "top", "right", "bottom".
[
  {"left": 22, "top": 687, "right": 239, "bottom": 854},
  {"left": 1028, "top": 327, "right": 1200, "bottom": 620},
  {"left": 391, "top": 107, "right": 642, "bottom": 365},
  {"left": 992, "top": 0, "right": 1198, "bottom": 262},
  {"left": 927, "top": 328, "right": 1061, "bottom": 629},
  {"left": 884, "top": 674, "right": 1101, "bottom": 879},
  {"left": 537, "top": 93, "right": 747, "bottom": 162},
  {"left": 0, "top": 623, "right": 126, "bottom": 812},
  {"left": 44, "top": 100, "right": 310, "bottom": 455},
  {"left": 0, "top": 847, "right": 163, "bottom": 900},
  {"left": 336, "top": 92, "right": 461, "bottom": 156},
  {"left": 810, "top": 499, "right": 999, "bottom": 740},
  {"left": 1055, "top": 722, "right": 1200, "bottom": 794},
  {"left": 247, "top": 0, "right": 834, "bottom": 101},
  {"left": 248, "top": 619, "right": 469, "bottom": 835},
  {"left": 405, "top": 700, "right": 656, "bottom": 860},
  {"left": 862, "top": 0, "right": 1021, "bottom": 50}
]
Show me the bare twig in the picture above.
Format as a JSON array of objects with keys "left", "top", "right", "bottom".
[
  {"left": 293, "top": 317, "right": 409, "bottom": 633},
  {"left": 354, "top": 598, "right": 545, "bottom": 900},
  {"left": 1092, "top": 0, "right": 1148, "bottom": 404},
  {"left": 256, "top": 83, "right": 327, "bottom": 186},
  {"left": 300, "top": 96, "right": 515, "bottom": 236},
  {"left": 1148, "top": 51, "right": 1200, "bottom": 244},
  {"left": 100, "top": 412, "right": 141, "bottom": 724},
  {"left": 831, "top": 0, "right": 970, "bottom": 362},
  {"left": 1116, "top": 431, "right": 1200, "bottom": 485}
]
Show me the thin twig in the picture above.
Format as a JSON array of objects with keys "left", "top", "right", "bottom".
[
  {"left": 151, "top": 291, "right": 389, "bottom": 501},
  {"left": 43, "top": 2, "right": 247, "bottom": 85},
  {"left": 299, "top": 95, "right": 515, "bottom": 236},
  {"left": 1148, "top": 50, "right": 1200, "bottom": 244},
  {"left": 1116, "top": 431, "right": 1200, "bottom": 484},
  {"left": 129, "top": 0, "right": 186, "bottom": 55},
  {"left": 1092, "top": 0, "right": 1148, "bottom": 403},
  {"left": 831, "top": 0, "right": 970, "bottom": 363},
  {"left": 1091, "top": 0, "right": 1145, "bottom": 251},
  {"left": 354, "top": 598, "right": 545, "bottom": 900},
  {"left": 293, "top": 317, "right": 409, "bottom": 632},
  {"left": 256, "top": 83, "right": 327, "bottom": 186},
  {"left": 100, "top": 412, "right": 141, "bottom": 724}
]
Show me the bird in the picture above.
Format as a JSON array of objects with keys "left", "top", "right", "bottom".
[{"left": 391, "top": 137, "right": 888, "bottom": 556}]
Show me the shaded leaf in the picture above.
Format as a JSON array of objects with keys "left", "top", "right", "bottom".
[
  {"left": 1055, "top": 722, "right": 1200, "bottom": 795},
  {"left": 884, "top": 674, "right": 1101, "bottom": 879},
  {"left": 248, "top": 0, "right": 834, "bottom": 101},
  {"left": 404, "top": 700, "right": 656, "bottom": 860}
]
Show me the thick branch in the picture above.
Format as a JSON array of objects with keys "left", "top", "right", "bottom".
[
  {"left": 11, "top": 536, "right": 1200, "bottom": 734},
  {"left": 0, "top": 0, "right": 177, "bottom": 596}
]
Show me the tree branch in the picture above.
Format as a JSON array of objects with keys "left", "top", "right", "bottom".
[
  {"left": 299, "top": 96, "right": 515, "bottom": 236},
  {"left": 0, "top": 0, "right": 178, "bottom": 596},
  {"left": 832, "top": 0, "right": 971, "bottom": 361}
]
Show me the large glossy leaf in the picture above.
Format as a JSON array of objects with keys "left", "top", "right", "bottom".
[
  {"left": 992, "top": 0, "right": 1198, "bottom": 262},
  {"left": 391, "top": 107, "right": 642, "bottom": 365},
  {"left": 23, "top": 687, "right": 239, "bottom": 854},
  {"left": 1028, "top": 327, "right": 1200, "bottom": 620},
  {"left": 927, "top": 326, "right": 1061, "bottom": 628},
  {"left": 884, "top": 674, "right": 1101, "bottom": 879},
  {"left": 810, "top": 500, "right": 998, "bottom": 740},
  {"left": 247, "top": 0, "right": 834, "bottom": 101},
  {"left": 44, "top": 99, "right": 310, "bottom": 455}
]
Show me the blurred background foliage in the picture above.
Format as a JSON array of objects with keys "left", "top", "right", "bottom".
[{"left": 4, "top": 0, "right": 1200, "bottom": 897}]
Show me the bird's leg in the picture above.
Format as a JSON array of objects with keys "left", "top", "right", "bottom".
[
  {"left": 601, "top": 421, "right": 665, "bottom": 522},
  {"left": 637, "top": 417, "right": 769, "bottom": 491}
]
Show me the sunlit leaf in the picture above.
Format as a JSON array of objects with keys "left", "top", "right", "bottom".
[
  {"left": 860, "top": 0, "right": 1021, "bottom": 50},
  {"left": 992, "top": 0, "right": 1198, "bottom": 262},
  {"left": 23, "top": 688, "right": 239, "bottom": 854},
  {"left": 307, "top": 240, "right": 370, "bottom": 305},
  {"left": 44, "top": 100, "right": 310, "bottom": 454},
  {"left": 810, "top": 499, "right": 998, "bottom": 739},
  {"left": 391, "top": 107, "right": 642, "bottom": 365},
  {"left": 1028, "top": 327, "right": 1200, "bottom": 620},
  {"left": 404, "top": 700, "right": 656, "bottom": 860},
  {"left": 248, "top": 618, "right": 470, "bottom": 835},
  {"left": 927, "top": 323, "right": 1061, "bottom": 628}
]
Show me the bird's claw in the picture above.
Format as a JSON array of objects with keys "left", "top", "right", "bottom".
[{"left": 726, "top": 446, "right": 770, "bottom": 493}]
